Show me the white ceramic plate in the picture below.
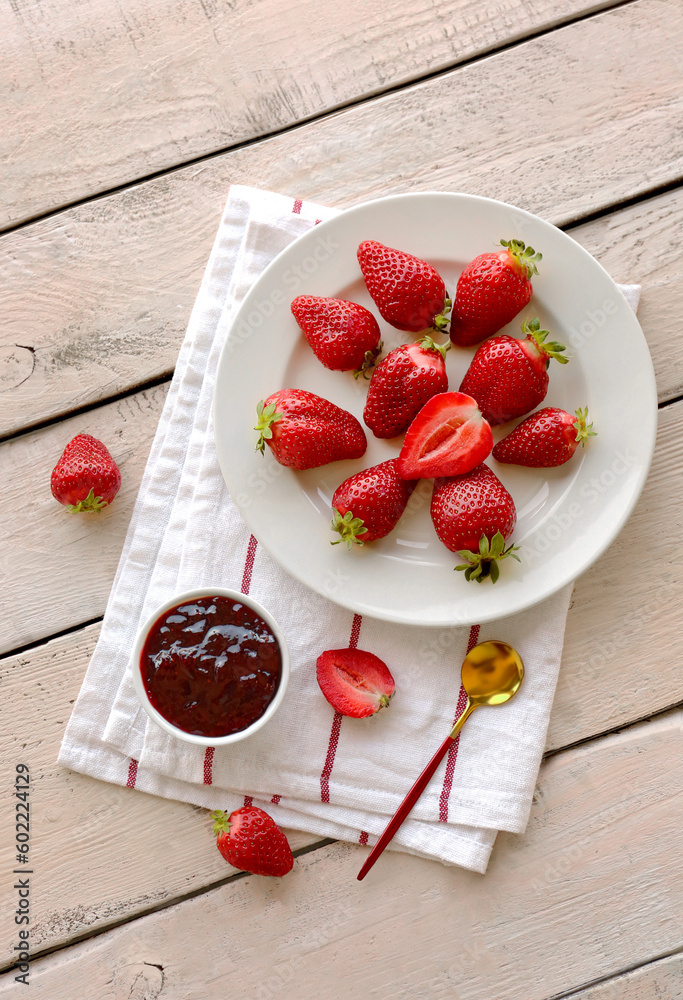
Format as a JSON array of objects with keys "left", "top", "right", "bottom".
[{"left": 213, "top": 193, "right": 657, "bottom": 626}]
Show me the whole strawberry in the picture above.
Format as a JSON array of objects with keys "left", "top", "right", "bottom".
[
  {"left": 450, "top": 239, "right": 541, "bottom": 347},
  {"left": 331, "top": 459, "right": 417, "bottom": 547},
  {"left": 431, "top": 465, "right": 519, "bottom": 583},
  {"left": 211, "top": 807, "right": 293, "bottom": 877},
  {"left": 493, "top": 406, "right": 596, "bottom": 467},
  {"left": 317, "top": 647, "right": 395, "bottom": 718},
  {"left": 357, "top": 240, "right": 450, "bottom": 334},
  {"left": 363, "top": 336, "right": 449, "bottom": 439},
  {"left": 255, "top": 389, "right": 366, "bottom": 469},
  {"left": 51, "top": 433, "right": 121, "bottom": 513},
  {"left": 459, "top": 318, "right": 568, "bottom": 425},
  {"left": 291, "top": 295, "right": 381, "bottom": 375}
]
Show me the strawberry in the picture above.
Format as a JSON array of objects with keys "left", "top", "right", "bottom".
[
  {"left": 331, "top": 459, "right": 417, "bottom": 547},
  {"left": 255, "top": 389, "right": 366, "bottom": 469},
  {"left": 493, "top": 406, "right": 596, "bottom": 467},
  {"left": 211, "top": 807, "right": 293, "bottom": 877},
  {"left": 431, "top": 465, "right": 519, "bottom": 583},
  {"left": 50, "top": 433, "right": 121, "bottom": 512},
  {"left": 316, "top": 647, "right": 395, "bottom": 718},
  {"left": 291, "top": 295, "right": 381, "bottom": 375},
  {"left": 363, "top": 336, "right": 449, "bottom": 439},
  {"left": 450, "top": 239, "right": 541, "bottom": 347},
  {"left": 396, "top": 392, "right": 492, "bottom": 480},
  {"left": 357, "top": 240, "right": 450, "bottom": 334},
  {"left": 459, "top": 318, "right": 569, "bottom": 425}
]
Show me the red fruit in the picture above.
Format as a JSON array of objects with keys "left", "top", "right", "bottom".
[
  {"left": 363, "top": 336, "right": 449, "bottom": 439},
  {"left": 316, "top": 647, "right": 395, "bottom": 718},
  {"left": 331, "top": 459, "right": 417, "bottom": 547},
  {"left": 50, "top": 433, "right": 121, "bottom": 513},
  {"left": 450, "top": 239, "right": 541, "bottom": 347},
  {"left": 357, "top": 240, "right": 450, "bottom": 334},
  {"left": 211, "top": 807, "right": 293, "bottom": 877},
  {"left": 493, "top": 406, "right": 596, "bottom": 467},
  {"left": 459, "top": 318, "right": 569, "bottom": 426},
  {"left": 431, "top": 465, "right": 519, "bottom": 583},
  {"left": 396, "top": 392, "right": 493, "bottom": 480},
  {"left": 255, "top": 389, "right": 366, "bottom": 470},
  {"left": 291, "top": 295, "right": 382, "bottom": 375}
]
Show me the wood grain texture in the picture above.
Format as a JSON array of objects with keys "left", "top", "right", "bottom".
[
  {"left": 0, "top": 624, "right": 320, "bottom": 968},
  {"left": 1, "top": 0, "right": 620, "bottom": 228},
  {"left": 569, "top": 953, "right": 683, "bottom": 1000},
  {"left": 2, "top": 0, "right": 683, "bottom": 438},
  {"left": 2, "top": 710, "right": 680, "bottom": 998},
  {"left": 1, "top": 387, "right": 682, "bottom": 742}
]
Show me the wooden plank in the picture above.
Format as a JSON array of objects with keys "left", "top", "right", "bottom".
[
  {"left": 1, "top": 386, "right": 682, "bottom": 744},
  {"left": 0, "top": 624, "right": 319, "bottom": 968},
  {"left": 2, "top": 710, "right": 680, "bottom": 998},
  {"left": 1, "top": 0, "right": 621, "bottom": 229},
  {"left": 566, "top": 954, "right": 683, "bottom": 1000},
  {"left": 2, "top": 0, "right": 683, "bottom": 438}
]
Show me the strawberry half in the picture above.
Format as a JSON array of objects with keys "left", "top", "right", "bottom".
[
  {"left": 363, "top": 336, "right": 449, "bottom": 439},
  {"left": 211, "top": 807, "right": 293, "bottom": 877},
  {"left": 50, "top": 433, "right": 121, "bottom": 512},
  {"left": 431, "top": 465, "right": 519, "bottom": 583},
  {"left": 493, "top": 406, "right": 596, "bottom": 467},
  {"left": 450, "top": 238, "right": 541, "bottom": 347},
  {"left": 331, "top": 458, "right": 417, "bottom": 548},
  {"left": 357, "top": 240, "right": 451, "bottom": 334},
  {"left": 459, "top": 318, "right": 569, "bottom": 425},
  {"left": 316, "top": 647, "right": 395, "bottom": 718},
  {"left": 291, "top": 295, "right": 382, "bottom": 375},
  {"left": 255, "top": 389, "right": 367, "bottom": 470},
  {"left": 396, "top": 392, "right": 493, "bottom": 480}
]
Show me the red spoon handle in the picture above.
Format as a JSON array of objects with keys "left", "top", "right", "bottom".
[{"left": 357, "top": 731, "right": 456, "bottom": 881}]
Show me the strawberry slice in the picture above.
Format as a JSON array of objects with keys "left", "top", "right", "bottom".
[
  {"left": 316, "top": 648, "right": 395, "bottom": 718},
  {"left": 396, "top": 392, "right": 493, "bottom": 480}
]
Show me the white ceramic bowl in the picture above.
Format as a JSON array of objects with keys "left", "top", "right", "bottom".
[{"left": 131, "top": 587, "right": 290, "bottom": 746}]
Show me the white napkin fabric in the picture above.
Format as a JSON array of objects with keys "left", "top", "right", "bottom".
[{"left": 59, "top": 186, "right": 641, "bottom": 872}]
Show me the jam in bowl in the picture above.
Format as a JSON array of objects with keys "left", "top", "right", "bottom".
[{"left": 131, "top": 588, "right": 289, "bottom": 746}]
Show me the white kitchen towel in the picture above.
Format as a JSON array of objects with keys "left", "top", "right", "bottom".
[{"left": 59, "top": 185, "right": 641, "bottom": 873}]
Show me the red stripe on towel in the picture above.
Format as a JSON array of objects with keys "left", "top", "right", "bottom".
[
  {"left": 320, "top": 614, "right": 363, "bottom": 802},
  {"left": 126, "top": 758, "right": 138, "bottom": 788},
  {"left": 203, "top": 746, "right": 215, "bottom": 785},
  {"left": 271, "top": 794, "right": 281, "bottom": 805},
  {"left": 292, "top": 199, "right": 303, "bottom": 214},
  {"left": 438, "top": 624, "right": 480, "bottom": 822},
  {"left": 243, "top": 795, "right": 253, "bottom": 808},
  {"left": 359, "top": 830, "right": 369, "bottom": 846},
  {"left": 240, "top": 534, "right": 258, "bottom": 594}
]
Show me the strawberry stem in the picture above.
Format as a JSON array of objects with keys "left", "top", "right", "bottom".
[
  {"left": 521, "top": 317, "right": 570, "bottom": 365},
  {"left": 210, "top": 809, "right": 232, "bottom": 836},
  {"left": 254, "top": 399, "right": 284, "bottom": 455},
  {"left": 353, "top": 341, "right": 383, "bottom": 380},
  {"left": 573, "top": 407, "right": 597, "bottom": 446},
  {"left": 330, "top": 508, "right": 369, "bottom": 549},
  {"left": 498, "top": 239, "right": 542, "bottom": 279},
  {"left": 66, "top": 488, "right": 108, "bottom": 513},
  {"left": 432, "top": 296, "right": 452, "bottom": 332},
  {"left": 455, "top": 531, "right": 521, "bottom": 583},
  {"left": 418, "top": 334, "right": 450, "bottom": 360}
]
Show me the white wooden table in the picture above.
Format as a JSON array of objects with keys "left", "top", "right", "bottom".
[{"left": 1, "top": 1, "right": 682, "bottom": 996}]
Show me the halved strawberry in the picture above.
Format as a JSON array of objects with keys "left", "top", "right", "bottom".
[
  {"left": 493, "top": 406, "right": 596, "bottom": 467},
  {"left": 331, "top": 459, "right": 417, "bottom": 547},
  {"left": 396, "top": 392, "right": 493, "bottom": 480},
  {"left": 291, "top": 295, "right": 382, "bottom": 375},
  {"left": 357, "top": 240, "right": 450, "bottom": 334},
  {"left": 255, "top": 389, "right": 367, "bottom": 470},
  {"left": 316, "top": 647, "right": 395, "bottom": 718}
]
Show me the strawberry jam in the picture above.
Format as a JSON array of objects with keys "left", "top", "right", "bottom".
[{"left": 141, "top": 596, "right": 282, "bottom": 738}]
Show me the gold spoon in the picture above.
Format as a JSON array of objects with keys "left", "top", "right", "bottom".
[{"left": 357, "top": 640, "right": 524, "bottom": 881}]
